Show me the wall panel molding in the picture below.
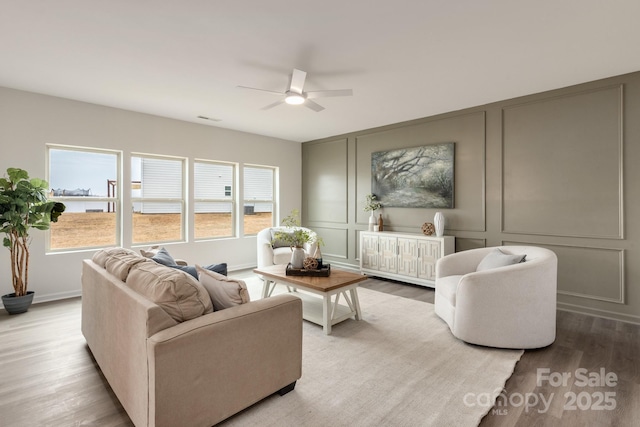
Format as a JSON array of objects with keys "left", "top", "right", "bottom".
[
  {"left": 303, "top": 138, "right": 349, "bottom": 224},
  {"left": 313, "top": 226, "right": 348, "bottom": 259},
  {"left": 501, "top": 84, "right": 624, "bottom": 239},
  {"left": 354, "top": 111, "right": 486, "bottom": 233},
  {"left": 503, "top": 240, "right": 625, "bottom": 304}
]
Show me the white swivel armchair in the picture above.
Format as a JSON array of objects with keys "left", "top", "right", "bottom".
[
  {"left": 256, "top": 226, "right": 318, "bottom": 269},
  {"left": 434, "top": 246, "right": 557, "bottom": 349}
]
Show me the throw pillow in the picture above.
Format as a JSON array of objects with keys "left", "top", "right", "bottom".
[
  {"left": 151, "top": 247, "right": 176, "bottom": 266},
  {"left": 196, "top": 265, "right": 250, "bottom": 311},
  {"left": 170, "top": 263, "right": 228, "bottom": 279},
  {"left": 127, "top": 261, "right": 213, "bottom": 322},
  {"left": 476, "top": 248, "right": 527, "bottom": 272},
  {"left": 140, "top": 245, "right": 162, "bottom": 258},
  {"left": 270, "top": 229, "right": 294, "bottom": 248}
]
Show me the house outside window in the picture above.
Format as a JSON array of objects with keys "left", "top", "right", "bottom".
[
  {"left": 194, "top": 160, "right": 236, "bottom": 239},
  {"left": 131, "top": 154, "right": 185, "bottom": 244},
  {"left": 47, "top": 145, "right": 121, "bottom": 251},
  {"left": 243, "top": 165, "right": 276, "bottom": 235}
]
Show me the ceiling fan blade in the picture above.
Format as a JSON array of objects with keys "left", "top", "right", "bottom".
[
  {"left": 261, "top": 99, "right": 286, "bottom": 110},
  {"left": 304, "top": 99, "right": 325, "bottom": 112},
  {"left": 289, "top": 69, "right": 307, "bottom": 94},
  {"left": 306, "top": 89, "right": 353, "bottom": 99},
  {"left": 237, "top": 85, "right": 285, "bottom": 96}
]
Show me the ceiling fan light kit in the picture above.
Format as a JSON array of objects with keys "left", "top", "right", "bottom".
[
  {"left": 238, "top": 68, "right": 353, "bottom": 112},
  {"left": 285, "top": 92, "right": 305, "bottom": 105}
]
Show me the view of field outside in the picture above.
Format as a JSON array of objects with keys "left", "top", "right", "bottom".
[
  {"left": 49, "top": 212, "right": 273, "bottom": 249},
  {"left": 48, "top": 147, "right": 276, "bottom": 250}
]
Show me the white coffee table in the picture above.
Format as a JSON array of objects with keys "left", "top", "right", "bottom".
[{"left": 253, "top": 264, "right": 367, "bottom": 335}]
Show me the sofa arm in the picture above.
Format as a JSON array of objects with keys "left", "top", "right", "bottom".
[
  {"left": 146, "top": 294, "right": 302, "bottom": 427},
  {"left": 257, "top": 241, "right": 275, "bottom": 268}
]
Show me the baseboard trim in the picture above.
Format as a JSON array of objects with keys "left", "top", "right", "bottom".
[
  {"left": 557, "top": 302, "right": 640, "bottom": 325},
  {"left": 1, "top": 290, "right": 83, "bottom": 310}
]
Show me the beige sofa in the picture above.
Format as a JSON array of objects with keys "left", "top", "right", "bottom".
[{"left": 81, "top": 248, "right": 302, "bottom": 427}]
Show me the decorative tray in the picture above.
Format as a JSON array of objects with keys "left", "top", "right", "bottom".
[{"left": 285, "top": 263, "right": 331, "bottom": 277}]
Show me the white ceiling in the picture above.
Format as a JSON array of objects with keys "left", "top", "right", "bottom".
[{"left": 2, "top": 1, "right": 640, "bottom": 142}]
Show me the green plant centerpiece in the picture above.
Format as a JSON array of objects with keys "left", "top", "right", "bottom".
[
  {"left": 364, "top": 193, "right": 382, "bottom": 230},
  {"left": 272, "top": 209, "right": 313, "bottom": 248},
  {"left": 364, "top": 193, "right": 382, "bottom": 213},
  {"left": 273, "top": 209, "right": 321, "bottom": 269},
  {"left": 0, "top": 168, "right": 65, "bottom": 313}
]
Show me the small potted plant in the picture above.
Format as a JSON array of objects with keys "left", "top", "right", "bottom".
[
  {"left": 364, "top": 194, "right": 382, "bottom": 231},
  {"left": 273, "top": 209, "right": 315, "bottom": 269},
  {"left": 0, "top": 168, "right": 66, "bottom": 314}
]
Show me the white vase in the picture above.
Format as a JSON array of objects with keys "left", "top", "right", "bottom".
[
  {"left": 368, "top": 211, "right": 376, "bottom": 231},
  {"left": 291, "top": 247, "right": 306, "bottom": 269},
  {"left": 434, "top": 212, "right": 445, "bottom": 237}
]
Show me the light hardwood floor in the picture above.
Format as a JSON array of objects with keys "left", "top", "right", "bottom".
[{"left": 1, "top": 274, "right": 638, "bottom": 426}]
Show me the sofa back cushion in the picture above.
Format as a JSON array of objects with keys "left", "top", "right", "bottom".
[
  {"left": 105, "top": 253, "right": 151, "bottom": 282},
  {"left": 92, "top": 247, "right": 139, "bottom": 268},
  {"left": 127, "top": 262, "right": 213, "bottom": 322}
]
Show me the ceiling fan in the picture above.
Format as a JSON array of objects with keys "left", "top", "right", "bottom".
[{"left": 237, "top": 68, "right": 353, "bottom": 112}]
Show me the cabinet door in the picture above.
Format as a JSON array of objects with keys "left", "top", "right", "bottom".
[
  {"left": 361, "top": 233, "right": 379, "bottom": 270},
  {"left": 418, "top": 240, "right": 442, "bottom": 280},
  {"left": 397, "top": 237, "right": 418, "bottom": 277},
  {"left": 378, "top": 236, "right": 397, "bottom": 273}
]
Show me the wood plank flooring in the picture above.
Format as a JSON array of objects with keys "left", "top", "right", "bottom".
[
  {"left": 1, "top": 273, "right": 638, "bottom": 426},
  {"left": 361, "top": 278, "right": 640, "bottom": 427}
]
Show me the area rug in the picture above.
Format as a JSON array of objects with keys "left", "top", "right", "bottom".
[{"left": 221, "top": 277, "right": 523, "bottom": 426}]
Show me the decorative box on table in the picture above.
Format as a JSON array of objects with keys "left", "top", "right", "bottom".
[{"left": 285, "top": 263, "right": 331, "bottom": 277}]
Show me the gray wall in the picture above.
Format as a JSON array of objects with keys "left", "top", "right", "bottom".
[
  {"left": 0, "top": 86, "right": 301, "bottom": 305},
  {"left": 302, "top": 71, "right": 640, "bottom": 324}
]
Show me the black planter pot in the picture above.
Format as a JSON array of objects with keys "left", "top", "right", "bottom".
[{"left": 1, "top": 291, "right": 35, "bottom": 315}]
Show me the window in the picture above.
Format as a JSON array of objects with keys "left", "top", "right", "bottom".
[
  {"left": 131, "top": 154, "right": 185, "bottom": 244},
  {"left": 48, "top": 146, "right": 121, "bottom": 250},
  {"left": 194, "top": 160, "right": 236, "bottom": 239},
  {"left": 243, "top": 165, "right": 276, "bottom": 235}
]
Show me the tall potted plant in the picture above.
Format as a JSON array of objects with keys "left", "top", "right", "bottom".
[{"left": 0, "top": 168, "right": 65, "bottom": 314}]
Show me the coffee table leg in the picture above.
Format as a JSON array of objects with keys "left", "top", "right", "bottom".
[
  {"left": 350, "top": 288, "right": 362, "bottom": 321},
  {"left": 261, "top": 279, "right": 275, "bottom": 299},
  {"left": 322, "top": 294, "right": 332, "bottom": 335}
]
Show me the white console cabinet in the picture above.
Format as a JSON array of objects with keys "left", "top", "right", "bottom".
[{"left": 360, "top": 231, "right": 455, "bottom": 288}]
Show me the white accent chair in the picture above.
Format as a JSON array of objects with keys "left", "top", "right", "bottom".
[
  {"left": 256, "top": 226, "right": 318, "bottom": 268},
  {"left": 434, "top": 246, "right": 557, "bottom": 349}
]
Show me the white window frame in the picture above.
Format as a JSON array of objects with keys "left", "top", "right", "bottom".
[
  {"left": 46, "top": 144, "right": 122, "bottom": 252},
  {"left": 193, "top": 159, "right": 237, "bottom": 240},
  {"left": 131, "top": 153, "right": 186, "bottom": 245},
  {"left": 243, "top": 164, "right": 277, "bottom": 235}
]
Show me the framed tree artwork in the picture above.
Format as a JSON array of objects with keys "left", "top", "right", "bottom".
[{"left": 371, "top": 142, "right": 454, "bottom": 208}]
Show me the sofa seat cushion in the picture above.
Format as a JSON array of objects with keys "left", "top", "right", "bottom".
[
  {"left": 127, "top": 262, "right": 213, "bottom": 322},
  {"left": 436, "top": 275, "right": 464, "bottom": 307},
  {"left": 196, "top": 265, "right": 250, "bottom": 311},
  {"left": 273, "top": 247, "right": 293, "bottom": 265}
]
